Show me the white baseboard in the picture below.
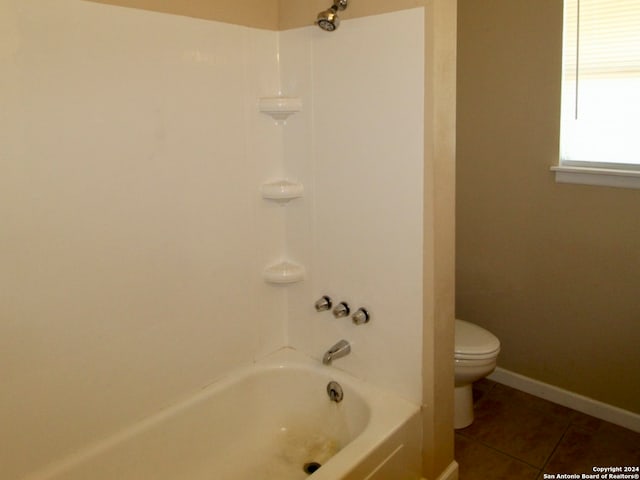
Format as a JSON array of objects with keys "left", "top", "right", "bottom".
[
  {"left": 434, "top": 460, "right": 459, "bottom": 480},
  {"left": 488, "top": 367, "right": 640, "bottom": 433}
]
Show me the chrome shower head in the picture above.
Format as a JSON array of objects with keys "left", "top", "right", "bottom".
[
  {"left": 316, "top": 0, "right": 348, "bottom": 32},
  {"left": 317, "top": 8, "right": 340, "bottom": 31}
]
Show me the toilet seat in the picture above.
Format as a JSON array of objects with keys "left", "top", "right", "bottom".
[{"left": 455, "top": 319, "right": 500, "bottom": 360}]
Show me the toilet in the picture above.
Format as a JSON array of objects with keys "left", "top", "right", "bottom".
[{"left": 454, "top": 319, "right": 500, "bottom": 429}]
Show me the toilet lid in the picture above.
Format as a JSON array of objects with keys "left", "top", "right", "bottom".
[{"left": 455, "top": 319, "right": 500, "bottom": 359}]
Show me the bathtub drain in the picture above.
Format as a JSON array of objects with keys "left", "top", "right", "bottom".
[{"left": 303, "top": 462, "right": 322, "bottom": 474}]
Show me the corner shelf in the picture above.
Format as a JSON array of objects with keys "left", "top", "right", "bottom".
[
  {"left": 261, "top": 180, "right": 304, "bottom": 203},
  {"left": 259, "top": 96, "right": 302, "bottom": 124},
  {"left": 263, "top": 261, "right": 305, "bottom": 284}
]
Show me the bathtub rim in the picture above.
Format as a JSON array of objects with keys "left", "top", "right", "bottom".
[{"left": 25, "top": 346, "right": 421, "bottom": 480}]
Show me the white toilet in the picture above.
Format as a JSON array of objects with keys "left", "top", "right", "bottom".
[{"left": 454, "top": 319, "right": 500, "bottom": 429}]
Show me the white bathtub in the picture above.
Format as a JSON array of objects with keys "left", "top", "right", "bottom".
[{"left": 27, "top": 348, "right": 422, "bottom": 480}]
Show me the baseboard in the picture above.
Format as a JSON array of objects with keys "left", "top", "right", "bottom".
[
  {"left": 433, "top": 460, "right": 459, "bottom": 480},
  {"left": 488, "top": 367, "right": 640, "bottom": 433}
]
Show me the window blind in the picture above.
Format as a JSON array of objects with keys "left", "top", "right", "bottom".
[
  {"left": 564, "top": 0, "right": 640, "bottom": 79},
  {"left": 561, "top": 0, "right": 640, "bottom": 166}
]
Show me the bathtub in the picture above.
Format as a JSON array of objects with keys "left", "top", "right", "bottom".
[{"left": 27, "top": 348, "right": 422, "bottom": 480}]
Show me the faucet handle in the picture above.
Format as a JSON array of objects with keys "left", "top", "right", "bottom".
[
  {"left": 332, "top": 302, "right": 350, "bottom": 318},
  {"left": 314, "top": 296, "right": 332, "bottom": 312},
  {"left": 352, "top": 308, "right": 370, "bottom": 325}
]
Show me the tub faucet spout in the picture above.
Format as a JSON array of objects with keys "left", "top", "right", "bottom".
[{"left": 323, "top": 339, "right": 351, "bottom": 365}]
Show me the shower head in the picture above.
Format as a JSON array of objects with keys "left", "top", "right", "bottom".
[
  {"left": 316, "top": 0, "right": 348, "bottom": 32},
  {"left": 316, "top": 8, "right": 340, "bottom": 31}
]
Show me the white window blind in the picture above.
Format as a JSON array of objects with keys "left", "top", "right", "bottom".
[{"left": 560, "top": 0, "right": 640, "bottom": 169}]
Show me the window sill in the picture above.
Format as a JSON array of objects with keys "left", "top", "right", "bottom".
[{"left": 550, "top": 165, "right": 640, "bottom": 190}]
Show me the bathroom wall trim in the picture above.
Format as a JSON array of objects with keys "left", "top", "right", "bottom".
[
  {"left": 489, "top": 367, "right": 640, "bottom": 433},
  {"left": 431, "top": 460, "right": 459, "bottom": 480}
]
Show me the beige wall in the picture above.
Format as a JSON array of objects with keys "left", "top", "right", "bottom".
[
  {"left": 86, "top": 0, "right": 280, "bottom": 29},
  {"left": 422, "top": 1, "right": 457, "bottom": 478},
  {"left": 457, "top": 0, "right": 640, "bottom": 414},
  {"left": 86, "top": 0, "right": 428, "bottom": 30}
]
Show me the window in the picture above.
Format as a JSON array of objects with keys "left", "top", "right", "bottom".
[{"left": 552, "top": 0, "right": 640, "bottom": 188}]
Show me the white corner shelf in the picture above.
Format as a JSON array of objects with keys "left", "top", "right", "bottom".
[
  {"left": 258, "top": 96, "right": 302, "bottom": 124},
  {"left": 263, "top": 261, "right": 305, "bottom": 284},
  {"left": 260, "top": 180, "right": 304, "bottom": 203}
]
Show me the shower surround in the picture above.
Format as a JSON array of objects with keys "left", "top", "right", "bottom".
[{"left": 0, "top": 1, "right": 446, "bottom": 478}]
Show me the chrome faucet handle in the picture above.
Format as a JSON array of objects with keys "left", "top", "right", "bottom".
[
  {"left": 352, "top": 308, "right": 370, "bottom": 325},
  {"left": 314, "top": 296, "right": 332, "bottom": 312},
  {"left": 332, "top": 302, "right": 350, "bottom": 318}
]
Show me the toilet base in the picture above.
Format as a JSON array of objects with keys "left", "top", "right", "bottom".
[{"left": 454, "top": 384, "right": 474, "bottom": 429}]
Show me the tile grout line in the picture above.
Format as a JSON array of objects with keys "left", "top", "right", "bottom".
[
  {"left": 538, "top": 416, "right": 573, "bottom": 475},
  {"left": 458, "top": 382, "right": 640, "bottom": 479},
  {"left": 458, "top": 382, "right": 577, "bottom": 474},
  {"left": 456, "top": 431, "right": 544, "bottom": 472}
]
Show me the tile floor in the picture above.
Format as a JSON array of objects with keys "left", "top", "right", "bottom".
[{"left": 455, "top": 379, "right": 640, "bottom": 480}]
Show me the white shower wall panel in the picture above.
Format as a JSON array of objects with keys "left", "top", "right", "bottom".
[
  {"left": 1, "top": 3, "right": 426, "bottom": 477},
  {"left": 0, "top": 1, "right": 284, "bottom": 477},
  {"left": 282, "top": 9, "right": 425, "bottom": 403}
]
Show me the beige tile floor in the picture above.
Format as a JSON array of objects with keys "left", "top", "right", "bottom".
[{"left": 455, "top": 380, "right": 640, "bottom": 480}]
